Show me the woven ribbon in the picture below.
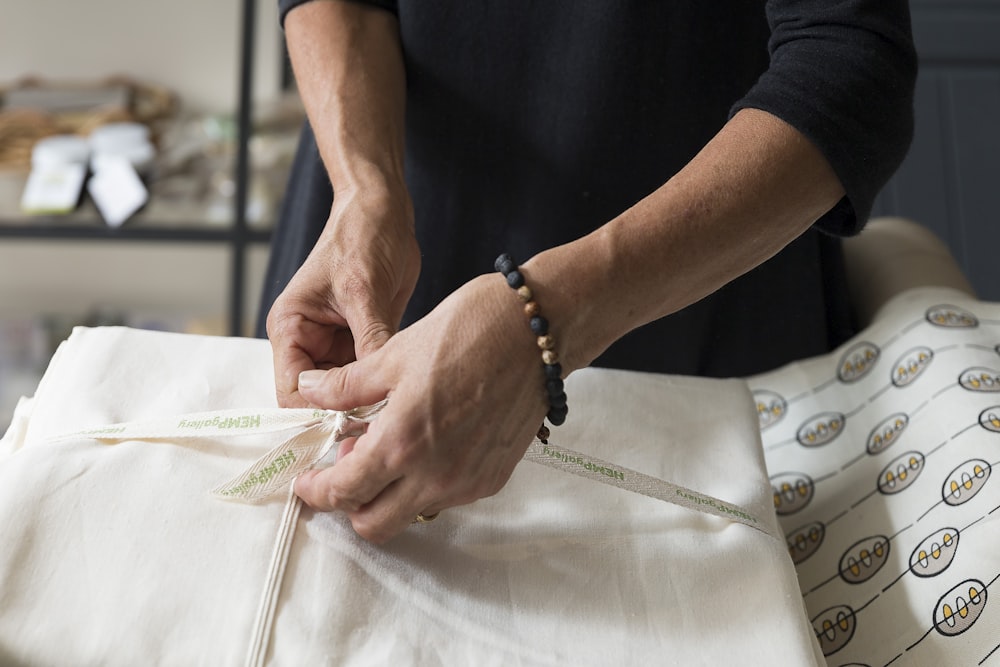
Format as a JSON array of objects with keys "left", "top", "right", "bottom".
[{"left": 49, "top": 400, "right": 778, "bottom": 539}]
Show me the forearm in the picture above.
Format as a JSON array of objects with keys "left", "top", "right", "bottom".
[
  {"left": 284, "top": 0, "right": 408, "bottom": 199},
  {"left": 268, "top": 1, "right": 419, "bottom": 400},
  {"left": 523, "top": 108, "right": 846, "bottom": 374}
]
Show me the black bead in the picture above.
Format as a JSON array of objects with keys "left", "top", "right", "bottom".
[
  {"left": 494, "top": 253, "right": 515, "bottom": 274},
  {"left": 549, "top": 391, "right": 567, "bottom": 409},
  {"left": 547, "top": 404, "right": 568, "bottom": 426},
  {"left": 494, "top": 250, "right": 569, "bottom": 430},
  {"left": 545, "top": 377, "right": 564, "bottom": 397}
]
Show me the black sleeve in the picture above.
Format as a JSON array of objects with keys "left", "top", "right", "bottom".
[
  {"left": 732, "top": 0, "right": 917, "bottom": 236},
  {"left": 278, "top": 0, "right": 397, "bottom": 28}
]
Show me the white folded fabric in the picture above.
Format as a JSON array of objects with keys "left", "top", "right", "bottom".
[{"left": 0, "top": 326, "right": 822, "bottom": 666}]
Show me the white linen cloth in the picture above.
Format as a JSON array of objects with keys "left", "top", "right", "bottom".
[
  {"left": 754, "top": 287, "right": 1000, "bottom": 666},
  {"left": 0, "top": 326, "right": 822, "bottom": 666}
]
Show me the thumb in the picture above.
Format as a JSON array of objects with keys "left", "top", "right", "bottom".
[
  {"left": 297, "top": 359, "right": 388, "bottom": 412},
  {"left": 350, "top": 302, "right": 397, "bottom": 359}
]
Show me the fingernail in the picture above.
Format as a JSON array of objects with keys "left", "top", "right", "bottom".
[
  {"left": 298, "top": 369, "right": 326, "bottom": 391},
  {"left": 294, "top": 470, "right": 314, "bottom": 491},
  {"left": 293, "top": 471, "right": 308, "bottom": 488}
]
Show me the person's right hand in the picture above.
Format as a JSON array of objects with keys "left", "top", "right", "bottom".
[{"left": 266, "top": 185, "right": 420, "bottom": 408}]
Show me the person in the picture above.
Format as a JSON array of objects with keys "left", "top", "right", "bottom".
[{"left": 258, "top": 0, "right": 917, "bottom": 542}]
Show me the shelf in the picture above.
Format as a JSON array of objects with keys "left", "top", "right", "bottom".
[
  {"left": 0, "top": 222, "right": 271, "bottom": 243},
  {"left": 0, "top": 171, "right": 272, "bottom": 242},
  {"left": 0, "top": 0, "right": 266, "bottom": 338}
]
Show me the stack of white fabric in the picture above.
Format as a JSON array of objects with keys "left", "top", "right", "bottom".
[{"left": 0, "top": 326, "right": 822, "bottom": 666}]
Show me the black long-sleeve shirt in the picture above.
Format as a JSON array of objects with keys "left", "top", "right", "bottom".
[{"left": 262, "top": 0, "right": 917, "bottom": 377}]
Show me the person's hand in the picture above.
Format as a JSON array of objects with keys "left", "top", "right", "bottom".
[
  {"left": 266, "top": 186, "right": 420, "bottom": 408},
  {"left": 292, "top": 273, "right": 550, "bottom": 543}
]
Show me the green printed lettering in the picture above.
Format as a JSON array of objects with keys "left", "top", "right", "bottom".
[
  {"left": 675, "top": 489, "right": 758, "bottom": 524},
  {"left": 541, "top": 447, "right": 625, "bottom": 481},
  {"left": 82, "top": 426, "right": 127, "bottom": 436},
  {"left": 178, "top": 413, "right": 264, "bottom": 431}
]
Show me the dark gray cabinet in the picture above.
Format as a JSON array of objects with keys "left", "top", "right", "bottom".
[{"left": 875, "top": 0, "right": 1000, "bottom": 300}]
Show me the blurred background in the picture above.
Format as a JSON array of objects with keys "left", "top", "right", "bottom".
[
  {"left": 0, "top": 0, "right": 301, "bottom": 427},
  {"left": 0, "top": 0, "right": 998, "bottom": 431}
]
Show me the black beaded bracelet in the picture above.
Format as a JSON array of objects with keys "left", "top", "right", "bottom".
[{"left": 495, "top": 253, "right": 568, "bottom": 443}]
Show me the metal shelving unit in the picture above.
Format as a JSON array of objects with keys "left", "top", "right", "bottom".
[{"left": 0, "top": 0, "right": 269, "bottom": 337}]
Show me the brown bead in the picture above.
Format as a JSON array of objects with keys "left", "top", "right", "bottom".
[
  {"left": 536, "top": 424, "right": 550, "bottom": 443},
  {"left": 517, "top": 285, "right": 533, "bottom": 301},
  {"left": 542, "top": 349, "right": 559, "bottom": 365},
  {"left": 537, "top": 335, "right": 555, "bottom": 350},
  {"left": 524, "top": 301, "right": 541, "bottom": 317}
]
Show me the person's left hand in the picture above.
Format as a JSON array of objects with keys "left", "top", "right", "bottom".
[
  {"left": 293, "top": 273, "right": 550, "bottom": 543},
  {"left": 266, "top": 187, "right": 419, "bottom": 408}
]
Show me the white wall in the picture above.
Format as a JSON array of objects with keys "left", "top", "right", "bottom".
[{"left": 0, "top": 0, "right": 282, "bottom": 113}]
